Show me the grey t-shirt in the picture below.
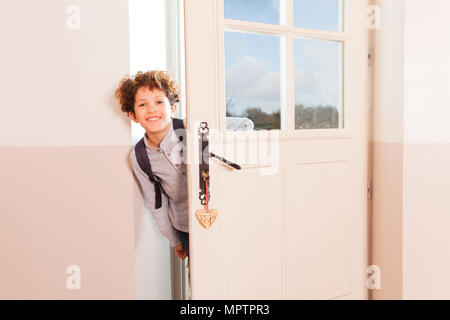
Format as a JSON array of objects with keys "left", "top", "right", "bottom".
[{"left": 130, "top": 120, "right": 188, "bottom": 247}]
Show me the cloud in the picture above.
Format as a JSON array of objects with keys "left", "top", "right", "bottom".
[
  {"left": 294, "top": 41, "right": 340, "bottom": 107},
  {"left": 295, "top": 68, "right": 320, "bottom": 93},
  {"left": 272, "top": 0, "right": 280, "bottom": 13},
  {"left": 226, "top": 56, "right": 280, "bottom": 113},
  {"left": 225, "top": 41, "right": 341, "bottom": 114},
  {"left": 226, "top": 56, "right": 268, "bottom": 90}
]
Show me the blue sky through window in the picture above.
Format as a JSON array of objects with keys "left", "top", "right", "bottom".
[
  {"left": 225, "top": 31, "right": 280, "bottom": 116},
  {"left": 224, "top": 0, "right": 340, "bottom": 30},
  {"left": 224, "top": 0, "right": 280, "bottom": 25},
  {"left": 294, "top": 38, "right": 340, "bottom": 108},
  {"left": 224, "top": 0, "right": 341, "bottom": 117},
  {"left": 294, "top": 0, "right": 340, "bottom": 31}
]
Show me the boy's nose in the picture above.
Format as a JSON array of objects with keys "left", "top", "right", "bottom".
[{"left": 147, "top": 103, "right": 158, "bottom": 112}]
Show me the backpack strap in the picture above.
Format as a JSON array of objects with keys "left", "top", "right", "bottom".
[
  {"left": 172, "top": 117, "right": 185, "bottom": 143},
  {"left": 135, "top": 138, "right": 164, "bottom": 209},
  {"left": 134, "top": 118, "right": 185, "bottom": 209}
]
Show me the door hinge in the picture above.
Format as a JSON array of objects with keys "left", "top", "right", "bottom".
[
  {"left": 367, "top": 179, "right": 373, "bottom": 199},
  {"left": 368, "top": 47, "right": 373, "bottom": 66}
]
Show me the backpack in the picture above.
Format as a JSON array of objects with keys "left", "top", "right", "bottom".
[{"left": 135, "top": 117, "right": 185, "bottom": 209}]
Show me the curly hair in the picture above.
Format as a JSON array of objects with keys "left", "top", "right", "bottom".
[{"left": 115, "top": 70, "right": 180, "bottom": 116}]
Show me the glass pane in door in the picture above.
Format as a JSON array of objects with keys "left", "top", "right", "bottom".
[
  {"left": 294, "top": 0, "right": 342, "bottom": 32},
  {"left": 224, "top": 0, "right": 280, "bottom": 25},
  {"left": 294, "top": 37, "right": 343, "bottom": 129},
  {"left": 225, "top": 31, "right": 281, "bottom": 130}
]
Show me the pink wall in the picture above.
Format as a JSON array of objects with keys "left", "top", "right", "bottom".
[
  {"left": 403, "top": 144, "right": 450, "bottom": 298},
  {"left": 0, "top": 0, "right": 135, "bottom": 299},
  {"left": 372, "top": 0, "right": 450, "bottom": 299},
  {"left": 402, "top": 0, "right": 450, "bottom": 299},
  {"left": 0, "top": 147, "right": 135, "bottom": 299}
]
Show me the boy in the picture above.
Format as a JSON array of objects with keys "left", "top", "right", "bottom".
[{"left": 115, "top": 70, "right": 189, "bottom": 260}]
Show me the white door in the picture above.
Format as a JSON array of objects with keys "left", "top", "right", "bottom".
[{"left": 184, "top": 0, "right": 369, "bottom": 299}]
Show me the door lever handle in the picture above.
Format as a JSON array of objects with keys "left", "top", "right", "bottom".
[
  {"left": 210, "top": 152, "right": 241, "bottom": 170},
  {"left": 197, "top": 121, "right": 242, "bottom": 207}
]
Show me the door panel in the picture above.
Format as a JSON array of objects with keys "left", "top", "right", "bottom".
[
  {"left": 296, "top": 160, "right": 349, "bottom": 298},
  {"left": 184, "top": 0, "right": 368, "bottom": 299},
  {"left": 222, "top": 166, "right": 284, "bottom": 299}
]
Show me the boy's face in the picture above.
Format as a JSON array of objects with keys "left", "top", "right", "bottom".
[{"left": 129, "top": 87, "right": 176, "bottom": 134}]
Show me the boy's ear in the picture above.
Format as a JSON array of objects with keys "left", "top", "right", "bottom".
[
  {"left": 129, "top": 111, "right": 138, "bottom": 123},
  {"left": 170, "top": 104, "right": 177, "bottom": 118}
]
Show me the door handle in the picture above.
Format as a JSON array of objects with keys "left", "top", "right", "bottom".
[
  {"left": 210, "top": 152, "right": 241, "bottom": 170},
  {"left": 197, "top": 122, "right": 241, "bottom": 206}
]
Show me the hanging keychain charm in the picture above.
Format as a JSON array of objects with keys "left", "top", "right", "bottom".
[
  {"left": 195, "top": 171, "right": 218, "bottom": 229},
  {"left": 195, "top": 121, "right": 240, "bottom": 229}
]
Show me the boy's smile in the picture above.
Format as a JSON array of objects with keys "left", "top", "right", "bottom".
[{"left": 129, "top": 87, "right": 176, "bottom": 146}]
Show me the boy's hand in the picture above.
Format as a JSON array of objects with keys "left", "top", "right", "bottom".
[{"left": 174, "top": 243, "right": 186, "bottom": 259}]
